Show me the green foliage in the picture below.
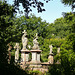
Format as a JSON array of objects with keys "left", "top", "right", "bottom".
[
  {"left": 29, "top": 70, "right": 42, "bottom": 75},
  {"left": 0, "top": 1, "right": 29, "bottom": 75},
  {"left": 61, "top": 0, "right": 74, "bottom": 5},
  {"left": 40, "top": 38, "right": 65, "bottom": 62},
  {"left": 47, "top": 33, "right": 75, "bottom": 75},
  {"left": 10, "top": 12, "right": 75, "bottom": 63},
  {"left": 0, "top": 63, "right": 29, "bottom": 75},
  {"left": 13, "top": 0, "right": 50, "bottom": 16},
  {"left": 47, "top": 14, "right": 74, "bottom": 38},
  {"left": 0, "top": 1, "right": 14, "bottom": 64},
  {"left": 0, "top": 1, "right": 75, "bottom": 74}
]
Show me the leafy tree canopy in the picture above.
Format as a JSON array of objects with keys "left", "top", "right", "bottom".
[{"left": 12, "top": 0, "right": 75, "bottom": 17}]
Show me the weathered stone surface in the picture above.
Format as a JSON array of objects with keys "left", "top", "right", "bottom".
[
  {"left": 32, "top": 52, "right": 36, "bottom": 61},
  {"left": 37, "top": 53, "right": 40, "bottom": 62},
  {"left": 30, "top": 50, "right": 42, "bottom": 68},
  {"left": 30, "top": 50, "right": 42, "bottom": 62},
  {"left": 49, "top": 45, "right": 53, "bottom": 54},
  {"left": 48, "top": 54, "right": 54, "bottom": 64},
  {"left": 14, "top": 43, "right": 20, "bottom": 63},
  {"left": 32, "top": 33, "right": 40, "bottom": 50},
  {"left": 48, "top": 45, "right": 54, "bottom": 64},
  {"left": 21, "top": 50, "right": 30, "bottom": 62},
  {"left": 22, "top": 30, "right": 28, "bottom": 50}
]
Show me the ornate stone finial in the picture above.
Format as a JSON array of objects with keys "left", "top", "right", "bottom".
[
  {"left": 22, "top": 30, "right": 28, "bottom": 50},
  {"left": 49, "top": 45, "right": 53, "bottom": 54},
  {"left": 32, "top": 33, "right": 39, "bottom": 50}
]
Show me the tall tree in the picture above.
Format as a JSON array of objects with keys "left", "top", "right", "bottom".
[
  {"left": 61, "top": 0, "right": 75, "bottom": 10},
  {"left": 0, "top": 1, "right": 14, "bottom": 64}
]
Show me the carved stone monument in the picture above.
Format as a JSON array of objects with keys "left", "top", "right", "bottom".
[
  {"left": 22, "top": 30, "right": 28, "bottom": 50},
  {"left": 30, "top": 33, "right": 42, "bottom": 68},
  {"left": 14, "top": 43, "right": 20, "bottom": 63},
  {"left": 21, "top": 30, "right": 30, "bottom": 64},
  {"left": 32, "top": 33, "right": 39, "bottom": 50},
  {"left": 48, "top": 45, "right": 54, "bottom": 64}
]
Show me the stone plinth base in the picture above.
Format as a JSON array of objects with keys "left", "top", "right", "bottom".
[
  {"left": 21, "top": 49, "right": 30, "bottom": 52},
  {"left": 30, "top": 50, "right": 42, "bottom": 68},
  {"left": 30, "top": 61, "right": 42, "bottom": 68},
  {"left": 21, "top": 49, "right": 30, "bottom": 63},
  {"left": 30, "top": 67, "right": 48, "bottom": 73},
  {"left": 31, "top": 50, "right": 42, "bottom": 52}
]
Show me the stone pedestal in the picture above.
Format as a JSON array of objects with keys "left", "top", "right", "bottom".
[
  {"left": 21, "top": 50, "right": 30, "bottom": 62},
  {"left": 48, "top": 53, "right": 54, "bottom": 64},
  {"left": 30, "top": 50, "right": 42, "bottom": 67}
]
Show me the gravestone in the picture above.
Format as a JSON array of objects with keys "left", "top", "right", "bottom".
[
  {"left": 48, "top": 45, "right": 54, "bottom": 64},
  {"left": 14, "top": 43, "right": 20, "bottom": 63}
]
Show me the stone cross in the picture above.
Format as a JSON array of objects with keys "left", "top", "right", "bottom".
[
  {"left": 22, "top": 30, "right": 28, "bottom": 50},
  {"left": 49, "top": 45, "right": 53, "bottom": 54},
  {"left": 14, "top": 43, "right": 20, "bottom": 63}
]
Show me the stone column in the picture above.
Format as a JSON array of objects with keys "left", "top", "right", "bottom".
[
  {"left": 32, "top": 52, "right": 37, "bottom": 61},
  {"left": 30, "top": 50, "right": 42, "bottom": 68},
  {"left": 30, "top": 33, "right": 42, "bottom": 68},
  {"left": 21, "top": 50, "right": 30, "bottom": 62}
]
